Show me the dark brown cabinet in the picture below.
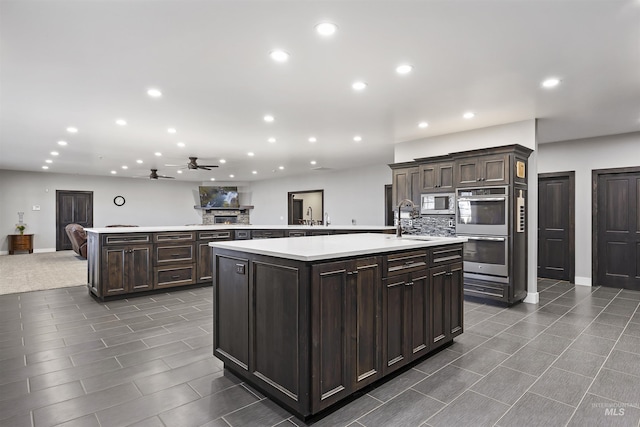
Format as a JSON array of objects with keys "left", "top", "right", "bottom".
[
  {"left": 153, "top": 232, "right": 196, "bottom": 289},
  {"left": 101, "top": 244, "right": 153, "bottom": 295},
  {"left": 430, "top": 262, "right": 463, "bottom": 350},
  {"left": 392, "top": 165, "right": 421, "bottom": 206},
  {"left": 197, "top": 231, "right": 232, "bottom": 282},
  {"left": 311, "top": 256, "right": 382, "bottom": 412},
  {"left": 420, "top": 162, "right": 454, "bottom": 192},
  {"left": 455, "top": 154, "right": 509, "bottom": 187}
]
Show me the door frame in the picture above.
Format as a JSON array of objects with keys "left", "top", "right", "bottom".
[
  {"left": 538, "top": 171, "right": 575, "bottom": 283},
  {"left": 56, "top": 190, "right": 94, "bottom": 251},
  {"left": 592, "top": 166, "right": 640, "bottom": 286},
  {"left": 287, "top": 189, "right": 324, "bottom": 225}
]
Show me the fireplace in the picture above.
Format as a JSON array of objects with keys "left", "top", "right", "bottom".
[{"left": 214, "top": 216, "right": 238, "bottom": 224}]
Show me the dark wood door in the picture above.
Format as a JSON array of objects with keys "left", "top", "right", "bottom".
[
  {"left": 292, "top": 199, "right": 303, "bottom": 225},
  {"left": 407, "top": 270, "right": 430, "bottom": 359},
  {"left": 385, "top": 185, "right": 393, "bottom": 226},
  {"left": 101, "top": 245, "right": 152, "bottom": 295},
  {"left": 449, "top": 262, "right": 464, "bottom": 338},
  {"left": 383, "top": 273, "right": 409, "bottom": 374},
  {"left": 595, "top": 171, "right": 640, "bottom": 290},
  {"left": 538, "top": 173, "right": 574, "bottom": 281},
  {"left": 430, "top": 265, "right": 450, "bottom": 350},
  {"left": 56, "top": 190, "right": 93, "bottom": 251}
]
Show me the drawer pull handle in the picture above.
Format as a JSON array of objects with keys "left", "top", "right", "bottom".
[
  {"left": 404, "top": 261, "right": 415, "bottom": 266},
  {"left": 171, "top": 275, "right": 180, "bottom": 279},
  {"left": 171, "top": 254, "right": 181, "bottom": 257}
]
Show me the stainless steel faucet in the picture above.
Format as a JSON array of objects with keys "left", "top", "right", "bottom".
[{"left": 396, "top": 199, "right": 415, "bottom": 237}]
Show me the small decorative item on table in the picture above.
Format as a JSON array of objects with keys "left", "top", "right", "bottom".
[{"left": 16, "top": 224, "right": 26, "bottom": 235}]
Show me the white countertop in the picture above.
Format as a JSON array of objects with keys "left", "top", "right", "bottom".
[
  {"left": 209, "top": 233, "right": 467, "bottom": 262},
  {"left": 85, "top": 225, "right": 396, "bottom": 233}
]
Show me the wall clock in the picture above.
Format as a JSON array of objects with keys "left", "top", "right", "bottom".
[{"left": 113, "top": 196, "right": 126, "bottom": 206}]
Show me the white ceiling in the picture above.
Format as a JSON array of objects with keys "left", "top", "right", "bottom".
[{"left": 1, "top": 0, "right": 639, "bottom": 182}]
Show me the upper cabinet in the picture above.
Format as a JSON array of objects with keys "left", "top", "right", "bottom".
[
  {"left": 420, "top": 162, "right": 454, "bottom": 192},
  {"left": 454, "top": 154, "right": 509, "bottom": 187},
  {"left": 391, "top": 165, "right": 420, "bottom": 207}
]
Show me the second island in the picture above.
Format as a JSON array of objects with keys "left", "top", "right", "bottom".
[{"left": 210, "top": 233, "right": 467, "bottom": 419}]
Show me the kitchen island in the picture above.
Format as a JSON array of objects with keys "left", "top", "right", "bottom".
[
  {"left": 85, "top": 224, "right": 394, "bottom": 300},
  {"left": 210, "top": 233, "right": 466, "bottom": 418}
]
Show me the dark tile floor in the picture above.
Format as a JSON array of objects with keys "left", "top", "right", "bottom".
[{"left": 1, "top": 280, "right": 640, "bottom": 427}]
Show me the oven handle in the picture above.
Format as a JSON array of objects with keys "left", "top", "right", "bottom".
[
  {"left": 457, "top": 197, "right": 506, "bottom": 202},
  {"left": 465, "top": 236, "right": 506, "bottom": 241}
]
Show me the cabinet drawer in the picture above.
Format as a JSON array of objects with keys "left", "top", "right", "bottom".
[
  {"left": 155, "top": 264, "right": 196, "bottom": 288},
  {"left": 385, "top": 250, "right": 428, "bottom": 277},
  {"left": 155, "top": 243, "right": 195, "bottom": 264},
  {"left": 252, "top": 230, "right": 285, "bottom": 239},
  {"left": 431, "top": 244, "right": 463, "bottom": 266},
  {"left": 154, "top": 232, "right": 195, "bottom": 243},
  {"left": 104, "top": 234, "right": 151, "bottom": 245},
  {"left": 287, "top": 230, "right": 307, "bottom": 237},
  {"left": 198, "top": 231, "right": 232, "bottom": 240},
  {"left": 235, "top": 230, "right": 251, "bottom": 240},
  {"left": 464, "top": 282, "right": 506, "bottom": 299}
]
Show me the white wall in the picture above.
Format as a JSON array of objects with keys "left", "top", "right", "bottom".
[
  {"left": 248, "top": 164, "right": 392, "bottom": 226},
  {"left": 537, "top": 131, "right": 640, "bottom": 285},
  {"left": 0, "top": 170, "right": 203, "bottom": 252},
  {"left": 394, "top": 119, "right": 536, "bottom": 162}
]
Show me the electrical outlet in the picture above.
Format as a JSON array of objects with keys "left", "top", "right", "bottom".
[
  {"left": 449, "top": 219, "right": 454, "bottom": 227},
  {"left": 32, "top": 205, "right": 41, "bottom": 211}
]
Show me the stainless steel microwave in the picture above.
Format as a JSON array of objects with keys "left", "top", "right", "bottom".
[{"left": 420, "top": 193, "right": 455, "bottom": 215}]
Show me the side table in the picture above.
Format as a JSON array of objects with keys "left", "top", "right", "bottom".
[{"left": 8, "top": 234, "right": 34, "bottom": 254}]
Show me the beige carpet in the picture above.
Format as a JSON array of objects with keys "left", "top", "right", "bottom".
[{"left": 0, "top": 250, "right": 87, "bottom": 295}]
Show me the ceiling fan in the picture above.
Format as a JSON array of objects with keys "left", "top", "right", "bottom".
[
  {"left": 186, "top": 157, "right": 218, "bottom": 171},
  {"left": 149, "top": 169, "right": 175, "bottom": 179}
]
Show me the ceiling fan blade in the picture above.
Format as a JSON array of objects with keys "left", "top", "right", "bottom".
[{"left": 198, "top": 165, "right": 218, "bottom": 168}]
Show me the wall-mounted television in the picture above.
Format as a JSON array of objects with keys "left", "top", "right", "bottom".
[{"left": 198, "top": 186, "right": 239, "bottom": 208}]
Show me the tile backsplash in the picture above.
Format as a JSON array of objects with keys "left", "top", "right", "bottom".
[{"left": 396, "top": 215, "right": 456, "bottom": 237}]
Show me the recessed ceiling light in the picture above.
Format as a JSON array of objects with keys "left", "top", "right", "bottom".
[
  {"left": 147, "top": 88, "right": 162, "bottom": 98},
  {"left": 308, "top": 137, "right": 317, "bottom": 143},
  {"left": 352, "top": 81, "right": 367, "bottom": 91},
  {"left": 115, "top": 119, "right": 127, "bottom": 126},
  {"left": 45, "top": 159, "right": 52, "bottom": 164},
  {"left": 463, "top": 112, "right": 475, "bottom": 119},
  {"left": 177, "top": 170, "right": 183, "bottom": 174},
  {"left": 264, "top": 115, "right": 275, "bottom": 123},
  {"left": 310, "top": 160, "right": 317, "bottom": 165},
  {"left": 136, "top": 159, "right": 143, "bottom": 164},
  {"left": 268, "top": 137, "right": 276, "bottom": 143},
  {"left": 315, "top": 22, "right": 338, "bottom": 36},
  {"left": 110, "top": 170, "right": 117, "bottom": 174},
  {"left": 58, "top": 140, "right": 68, "bottom": 146},
  {"left": 229, "top": 174, "right": 235, "bottom": 178},
  {"left": 167, "top": 128, "right": 176, "bottom": 134},
  {"left": 155, "top": 152, "right": 162, "bottom": 156},
  {"left": 252, "top": 170, "right": 258, "bottom": 175},
  {"left": 269, "top": 50, "right": 290, "bottom": 62},
  {"left": 279, "top": 166, "right": 285, "bottom": 170},
  {"left": 50, "top": 151, "right": 59, "bottom": 156},
  {"left": 418, "top": 121, "right": 429, "bottom": 128},
  {"left": 396, "top": 64, "right": 413, "bottom": 75},
  {"left": 219, "top": 159, "right": 226, "bottom": 164},
  {"left": 353, "top": 135, "right": 362, "bottom": 142},
  {"left": 177, "top": 142, "right": 185, "bottom": 148},
  {"left": 247, "top": 152, "right": 255, "bottom": 157},
  {"left": 66, "top": 127, "right": 78, "bottom": 133},
  {"left": 121, "top": 165, "right": 128, "bottom": 170},
  {"left": 210, "top": 178, "right": 216, "bottom": 181},
  {"left": 541, "top": 77, "right": 561, "bottom": 88},
  {"left": 42, "top": 166, "right": 49, "bottom": 170}
]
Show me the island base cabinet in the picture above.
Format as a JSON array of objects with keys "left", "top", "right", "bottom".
[
  {"left": 101, "top": 245, "right": 153, "bottom": 295},
  {"left": 310, "top": 257, "right": 382, "bottom": 413},
  {"left": 430, "top": 262, "right": 464, "bottom": 350}
]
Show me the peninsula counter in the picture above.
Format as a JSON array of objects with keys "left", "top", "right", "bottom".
[{"left": 210, "top": 233, "right": 466, "bottom": 418}]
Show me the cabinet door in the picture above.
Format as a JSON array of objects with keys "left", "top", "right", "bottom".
[
  {"left": 438, "top": 163, "right": 454, "bottom": 190},
  {"left": 449, "top": 262, "right": 464, "bottom": 338},
  {"left": 101, "top": 245, "right": 152, "bottom": 295},
  {"left": 430, "top": 265, "right": 450, "bottom": 349},
  {"left": 311, "top": 261, "right": 352, "bottom": 412},
  {"left": 129, "top": 245, "right": 153, "bottom": 291},
  {"left": 197, "top": 241, "right": 213, "bottom": 282},
  {"left": 383, "top": 273, "right": 410, "bottom": 374},
  {"left": 455, "top": 158, "right": 480, "bottom": 186},
  {"left": 408, "top": 270, "right": 430, "bottom": 359},
  {"left": 350, "top": 258, "right": 382, "bottom": 390},
  {"left": 392, "top": 168, "right": 410, "bottom": 207},
  {"left": 480, "top": 154, "right": 508, "bottom": 185},
  {"left": 420, "top": 164, "right": 438, "bottom": 192},
  {"left": 409, "top": 168, "right": 421, "bottom": 205}
]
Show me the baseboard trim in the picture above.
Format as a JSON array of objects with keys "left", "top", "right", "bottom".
[
  {"left": 524, "top": 292, "right": 539, "bottom": 304},
  {"left": 574, "top": 276, "right": 592, "bottom": 286}
]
